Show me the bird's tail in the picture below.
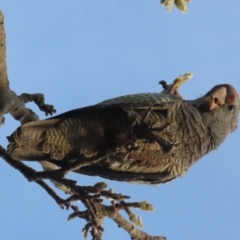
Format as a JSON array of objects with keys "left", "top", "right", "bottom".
[{"left": 7, "top": 119, "right": 59, "bottom": 161}]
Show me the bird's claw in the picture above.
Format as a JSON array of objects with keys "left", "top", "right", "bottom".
[{"left": 151, "top": 134, "right": 179, "bottom": 154}]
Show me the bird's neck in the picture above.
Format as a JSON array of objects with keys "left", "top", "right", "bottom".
[
  {"left": 177, "top": 102, "right": 224, "bottom": 166},
  {"left": 185, "top": 99, "right": 229, "bottom": 151},
  {"left": 201, "top": 110, "right": 229, "bottom": 151}
]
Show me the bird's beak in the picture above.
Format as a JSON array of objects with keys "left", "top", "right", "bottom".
[{"left": 198, "top": 87, "right": 227, "bottom": 111}]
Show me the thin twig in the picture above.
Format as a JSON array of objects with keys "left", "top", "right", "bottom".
[{"left": 0, "top": 145, "right": 68, "bottom": 208}]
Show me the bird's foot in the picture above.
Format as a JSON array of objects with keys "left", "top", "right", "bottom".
[
  {"left": 140, "top": 106, "right": 153, "bottom": 124},
  {"left": 146, "top": 131, "right": 179, "bottom": 154},
  {"left": 30, "top": 168, "right": 67, "bottom": 180},
  {"left": 134, "top": 120, "right": 179, "bottom": 153}
]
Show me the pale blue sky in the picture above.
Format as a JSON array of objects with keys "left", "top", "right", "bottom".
[{"left": 0, "top": 1, "right": 240, "bottom": 240}]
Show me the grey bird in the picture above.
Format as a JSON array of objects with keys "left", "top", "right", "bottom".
[{"left": 7, "top": 84, "right": 240, "bottom": 184}]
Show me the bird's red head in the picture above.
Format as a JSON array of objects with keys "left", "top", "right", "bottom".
[
  {"left": 199, "top": 84, "right": 240, "bottom": 132},
  {"left": 223, "top": 84, "right": 240, "bottom": 131}
]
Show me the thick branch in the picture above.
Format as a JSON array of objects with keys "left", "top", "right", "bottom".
[
  {"left": 0, "top": 11, "right": 56, "bottom": 123},
  {"left": 0, "top": 11, "right": 9, "bottom": 125},
  {"left": 0, "top": 11, "right": 63, "bottom": 192},
  {"left": 0, "top": 11, "right": 8, "bottom": 91}
]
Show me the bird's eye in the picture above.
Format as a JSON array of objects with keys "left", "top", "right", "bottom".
[{"left": 228, "top": 105, "right": 235, "bottom": 111}]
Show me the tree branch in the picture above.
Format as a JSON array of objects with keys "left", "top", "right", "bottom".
[
  {"left": 0, "top": 145, "right": 68, "bottom": 208},
  {"left": 0, "top": 144, "right": 166, "bottom": 239},
  {"left": 0, "top": 10, "right": 193, "bottom": 240}
]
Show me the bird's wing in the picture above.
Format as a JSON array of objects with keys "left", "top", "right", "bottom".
[
  {"left": 46, "top": 93, "right": 182, "bottom": 184},
  {"left": 8, "top": 92, "right": 181, "bottom": 185},
  {"left": 49, "top": 92, "right": 177, "bottom": 120},
  {"left": 75, "top": 165, "right": 174, "bottom": 185}
]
